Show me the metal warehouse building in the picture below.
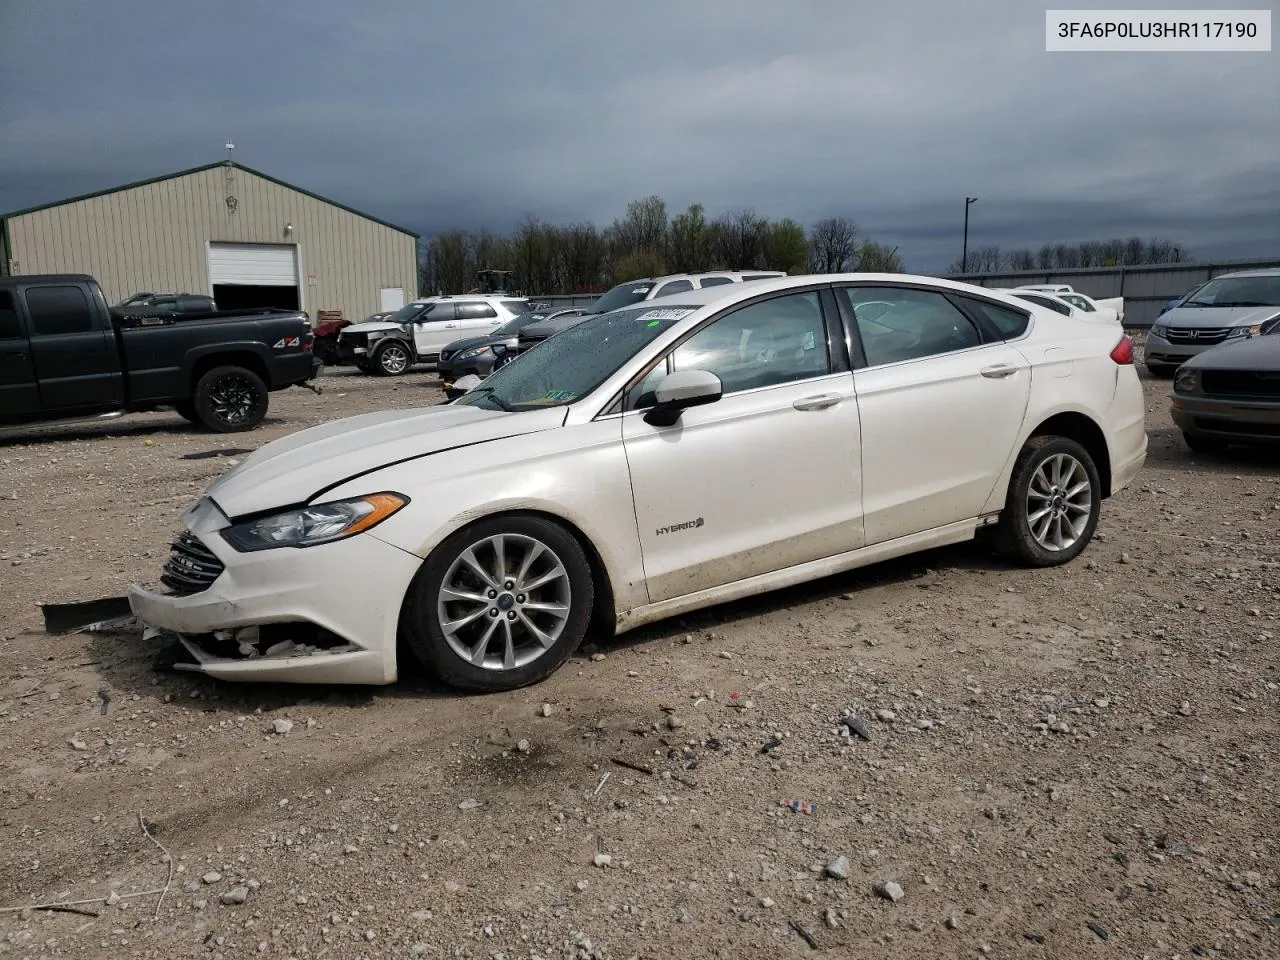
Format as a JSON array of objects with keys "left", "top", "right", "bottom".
[{"left": 0, "top": 160, "right": 419, "bottom": 322}]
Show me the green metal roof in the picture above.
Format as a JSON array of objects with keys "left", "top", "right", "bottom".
[{"left": 0, "top": 161, "right": 420, "bottom": 238}]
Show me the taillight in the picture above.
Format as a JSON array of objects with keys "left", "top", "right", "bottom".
[{"left": 1110, "top": 336, "right": 1134, "bottom": 365}]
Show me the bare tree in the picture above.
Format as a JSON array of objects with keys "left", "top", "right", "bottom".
[
  {"left": 554, "top": 222, "right": 607, "bottom": 292},
  {"left": 610, "top": 196, "right": 668, "bottom": 264},
  {"left": 1007, "top": 248, "right": 1036, "bottom": 271},
  {"left": 430, "top": 230, "right": 474, "bottom": 295},
  {"left": 710, "top": 208, "right": 768, "bottom": 270},
  {"left": 807, "top": 217, "right": 859, "bottom": 273},
  {"left": 855, "top": 242, "right": 904, "bottom": 273}
]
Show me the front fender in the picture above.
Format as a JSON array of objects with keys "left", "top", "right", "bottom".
[{"left": 326, "top": 417, "right": 650, "bottom": 616}]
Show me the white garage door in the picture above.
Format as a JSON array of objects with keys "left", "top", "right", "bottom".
[{"left": 208, "top": 243, "right": 299, "bottom": 286}]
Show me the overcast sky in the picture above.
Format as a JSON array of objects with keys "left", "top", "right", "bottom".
[{"left": 2, "top": 0, "right": 1276, "bottom": 271}]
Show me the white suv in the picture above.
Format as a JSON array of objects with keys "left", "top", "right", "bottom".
[{"left": 337, "top": 296, "right": 531, "bottom": 375}]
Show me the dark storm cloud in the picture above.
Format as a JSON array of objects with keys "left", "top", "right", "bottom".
[{"left": 2, "top": 0, "right": 1276, "bottom": 271}]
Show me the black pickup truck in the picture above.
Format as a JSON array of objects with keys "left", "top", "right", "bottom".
[{"left": 0, "top": 274, "right": 319, "bottom": 433}]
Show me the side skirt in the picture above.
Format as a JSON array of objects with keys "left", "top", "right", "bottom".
[{"left": 614, "top": 515, "right": 997, "bottom": 634}]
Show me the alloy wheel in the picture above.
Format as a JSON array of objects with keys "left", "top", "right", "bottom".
[
  {"left": 436, "top": 533, "right": 572, "bottom": 671},
  {"left": 380, "top": 344, "right": 410, "bottom": 374},
  {"left": 1026, "top": 453, "right": 1092, "bottom": 551},
  {"left": 208, "top": 374, "right": 257, "bottom": 425}
]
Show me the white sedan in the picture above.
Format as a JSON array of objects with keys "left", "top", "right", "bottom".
[
  {"left": 1015, "top": 286, "right": 1124, "bottom": 324},
  {"left": 129, "top": 275, "right": 1148, "bottom": 691}
]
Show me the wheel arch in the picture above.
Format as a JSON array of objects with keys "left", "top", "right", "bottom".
[
  {"left": 188, "top": 350, "right": 271, "bottom": 393},
  {"left": 1026, "top": 411, "right": 1113, "bottom": 498},
  {"left": 395, "top": 507, "right": 619, "bottom": 659}
]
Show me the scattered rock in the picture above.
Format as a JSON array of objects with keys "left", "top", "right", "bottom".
[
  {"left": 593, "top": 854, "right": 613, "bottom": 869},
  {"left": 666, "top": 715, "right": 685, "bottom": 731},
  {"left": 202, "top": 872, "right": 222, "bottom": 884},
  {"left": 182, "top": 880, "right": 202, "bottom": 894},
  {"left": 69, "top": 739, "right": 88, "bottom": 751},
  {"left": 824, "top": 907, "right": 840, "bottom": 928},
  {"left": 589, "top": 653, "right": 606, "bottom": 662},
  {"left": 875, "top": 709, "right": 896, "bottom": 722},
  {"left": 539, "top": 703, "right": 553, "bottom": 718},
  {"left": 458, "top": 799, "right": 481, "bottom": 810},
  {"left": 826, "top": 856, "right": 851, "bottom": 880},
  {"left": 945, "top": 914, "right": 961, "bottom": 930},
  {"left": 717, "top": 651, "right": 733, "bottom": 660},
  {"left": 1178, "top": 700, "right": 1192, "bottom": 716},
  {"left": 874, "top": 880, "right": 905, "bottom": 903},
  {"left": 271, "top": 718, "right": 293, "bottom": 735},
  {"left": 220, "top": 886, "right": 249, "bottom": 906},
  {"left": 516, "top": 738, "right": 531, "bottom": 754}
]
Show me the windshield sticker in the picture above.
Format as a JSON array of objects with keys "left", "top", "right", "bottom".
[
  {"left": 636, "top": 308, "right": 695, "bottom": 322},
  {"left": 534, "top": 389, "right": 577, "bottom": 403}
]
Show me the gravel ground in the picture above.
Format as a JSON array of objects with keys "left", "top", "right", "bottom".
[{"left": 1, "top": 359, "right": 1277, "bottom": 960}]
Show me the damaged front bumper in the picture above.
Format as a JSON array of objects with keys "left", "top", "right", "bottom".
[{"left": 128, "top": 500, "right": 423, "bottom": 685}]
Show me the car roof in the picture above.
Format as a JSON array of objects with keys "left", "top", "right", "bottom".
[{"left": 1213, "top": 267, "right": 1280, "bottom": 279}]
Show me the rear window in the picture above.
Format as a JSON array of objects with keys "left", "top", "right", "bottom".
[
  {"left": 25, "top": 285, "right": 96, "bottom": 335},
  {"left": 0, "top": 291, "right": 22, "bottom": 339},
  {"left": 698, "top": 276, "right": 734, "bottom": 287},
  {"left": 502, "top": 300, "right": 533, "bottom": 314},
  {"left": 1013, "top": 293, "right": 1071, "bottom": 317},
  {"left": 959, "top": 296, "right": 1030, "bottom": 338}
]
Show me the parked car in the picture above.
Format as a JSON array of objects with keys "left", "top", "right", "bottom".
[
  {"left": 506, "top": 271, "right": 787, "bottom": 362},
  {"left": 128, "top": 273, "right": 1146, "bottom": 692},
  {"left": 113, "top": 292, "right": 218, "bottom": 317},
  {"left": 1, "top": 274, "right": 318, "bottom": 433},
  {"left": 1171, "top": 321, "right": 1280, "bottom": 452},
  {"left": 1016, "top": 286, "right": 1123, "bottom": 324},
  {"left": 335, "top": 296, "right": 531, "bottom": 375},
  {"left": 1144, "top": 268, "right": 1280, "bottom": 376},
  {"left": 998, "top": 289, "right": 1095, "bottom": 322},
  {"left": 437, "top": 307, "right": 585, "bottom": 393}
]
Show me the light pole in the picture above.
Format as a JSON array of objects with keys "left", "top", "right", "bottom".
[{"left": 962, "top": 197, "right": 978, "bottom": 273}]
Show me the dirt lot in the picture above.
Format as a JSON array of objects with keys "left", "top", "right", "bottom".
[{"left": 1, "top": 360, "right": 1277, "bottom": 960}]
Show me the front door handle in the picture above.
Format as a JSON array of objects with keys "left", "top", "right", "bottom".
[
  {"left": 1, "top": 351, "right": 26, "bottom": 360},
  {"left": 793, "top": 393, "right": 842, "bottom": 411},
  {"left": 981, "top": 364, "right": 1017, "bottom": 379}
]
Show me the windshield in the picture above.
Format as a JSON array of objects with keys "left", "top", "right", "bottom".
[
  {"left": 1183, "top": 275, "right": 1280, "bottom": 308},
  {"left": 453, "top": 305, "right": 697, "bottom": 412},
  {"left": 383, "top": 301, "right": 434, "bottom": 324},
  {"left": 492, "top": 312, "right": 551, "bottom": 337},
  {"left": 583, "top": 281, "right": 655, "bottom": 314}
]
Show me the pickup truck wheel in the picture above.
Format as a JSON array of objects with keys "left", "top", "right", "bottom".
[
  {"left": 992, "top": 436, "right": 1101, "bottom": 568},
  {"left": 193, "top": 366, "right": 268, "bottom": 432},
  {"left": 401, "top": 515, "right": 594, "bottom": 692},
  {"left": 373, "top": 341, "right": 412, "bottom": 376}
]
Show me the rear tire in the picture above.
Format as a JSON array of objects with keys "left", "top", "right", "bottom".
[
  {"left": 192, "top": 366, "right": 268, "bottom": 433},
  {"left": 401, "top": 515, "right": 594, "bottom": 692},
  {"left": 1182, "top": 432, "right": 1227, "bottom": 455},
  {"left": 992, "top": 436, "right": 1101, "bottom": 568}
]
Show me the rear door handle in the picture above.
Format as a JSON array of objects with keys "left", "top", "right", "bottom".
[
  {"left": 981, "top": 364, "right": 1017, "bottom": 379},
  {"left": 1, "top": 351, "right": 26, "bottom": 359},
  {"left": 793, "top": 393, "right": 842, "bottom": 411}
]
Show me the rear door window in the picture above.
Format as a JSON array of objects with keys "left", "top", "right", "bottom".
[
  {"left": 0, "top": 291, "right": 24, "bottom": 339},
  {"left": 654, "top": 279, "right": 695, "bottom": 297},
  {"left": 457, "top": 302, "right": 498, "bottom": 320},
  {"left": 24, "top": 285, "right": 96, "bottom": 335}
]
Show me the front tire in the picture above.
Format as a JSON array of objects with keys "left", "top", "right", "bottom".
[
  {"left": 401, "top": 515, "right": 595, "bottom": 692},
  {"left": 1145, "top": 362, "right": 1175, "bottom": 378},
  {"left": 192, "top": 366, "right": 268, "bottom": 433},
  {"left": 373, "top": 341, "right": 412, "bottom": 376},
  {"left": 993, "top": 436, "right": 1101, "bottom": 567}
]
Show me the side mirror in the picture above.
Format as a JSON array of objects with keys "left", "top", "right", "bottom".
[{"left": 644, "top": 369, "right": 723, "bottom": 427}]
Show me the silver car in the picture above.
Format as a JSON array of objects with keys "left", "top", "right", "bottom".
[{"left": 1145, "top": 268, "right": 1280, "bottom": 376}]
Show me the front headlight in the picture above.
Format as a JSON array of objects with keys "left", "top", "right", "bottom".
[
  {"left": 222, "top": 493, "right": 409, "bottom": 552},
  {"left": 456, "top": 346, "right": 492, "bottom": 361},
  {"left": 1150, "top": 324, "right": 1168, "bottom": 338},
  {"left": 1174, "top": 368, "right": 1200, "bottom": 393},
  {"left": 1227, "top": 324, "right": 1263, "bottom": 339}
]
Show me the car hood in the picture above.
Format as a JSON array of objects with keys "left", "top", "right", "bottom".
[
  {"left": 442, "top": 334, "right": 514, "bottom": 354},
  {"left": 203, "top": 404, "right": 567, "bottom": 518},
  {"left": 1183, "top": 333, "right": 1280, "bottom": 371},
  {"left": 521, "top": 315, "right": 593, "bottom": 339},
  {"left": 340, "top": 321, "right": 405, "bottom": 336},
  {"left": 1159, "top": 305, "right": 1280, "bottom": 328}
]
